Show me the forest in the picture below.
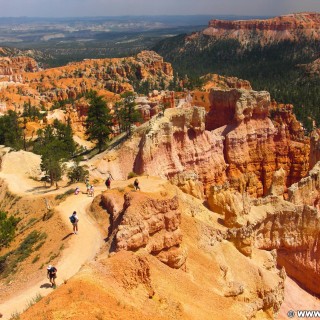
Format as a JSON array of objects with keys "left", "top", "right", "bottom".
[{"left": 153, "top": 34, "right": 320, "bottom": 131}]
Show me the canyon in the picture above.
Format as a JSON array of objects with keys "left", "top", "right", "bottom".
[{"left": 0, "top": 35, "right": 319, "bottom": 319}]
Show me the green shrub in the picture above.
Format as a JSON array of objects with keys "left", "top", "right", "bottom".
[
  {"left": 127, "top": 172, "right": 138, "bottom": 179},
  {"left": 67, "top": 163, "right": 89, "bottom": 183},
  {"left": 0, "top": 211, "right": 19, "bottom": 248},
  {"left": 16, "top": 231, "right": 47, "bottom": 262},
  {"left": 32, "top": 254, "right": 40, "bottom": 264}
]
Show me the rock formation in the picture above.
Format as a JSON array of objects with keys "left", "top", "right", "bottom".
[
  {"left": 0, "top": 56, "right": 39, "bottom": 81},
  {"left": 198, "top": 13, "right": 320, "bottom": 46},
  {"left": 98, "top": 87, "right": 308, "bottom": 198},
  {"left": 0, "top": 50, "right": 173, "bottom": 112},
  {"left": 302, "top": 58, "right": 320, "bottom": 77},
  {"left": 310, "top": 129, "right": 320, "bottom": 169},
  {"left": 101, "top": 188, "right": 187, "bottom": 270}
]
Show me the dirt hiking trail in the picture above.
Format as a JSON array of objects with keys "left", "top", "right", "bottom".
[{"left": 0, "top": 177, "right": 105, "bottom": 320}]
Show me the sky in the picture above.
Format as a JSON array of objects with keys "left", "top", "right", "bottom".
[{"left": 1, "top": 0, "right": 319, "bottom": 17}]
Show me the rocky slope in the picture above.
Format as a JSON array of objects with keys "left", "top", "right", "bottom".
[
  {"left": 0, "top": 50, "right": 173, "bottom": 113},
  {"left": 15, "top": 179, "right": 286, "bottom": 320}
]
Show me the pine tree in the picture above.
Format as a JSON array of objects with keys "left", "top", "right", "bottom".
[
  {"left": 0, "top": 110, "right": 23, "bottom": 150},
  {"left": 85, "top": 91, "right": 113, "bottom": 152},
  {"left": 34, "top": 120, "right": 76, "bottom": 187},
  {"left": 120, "top": 91, "right": 142, "bottom": 136}
]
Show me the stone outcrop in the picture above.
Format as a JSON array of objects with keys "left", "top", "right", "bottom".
[
  {"left": 93, "top": 87, "right": 310, "bottom": 200},
  {"left": 302, "top": 58, "right": 320, "bottom": 77},
  {"left": 201, "top": 73, "right": 252, "bottom": 91},
  {"left": 287, "top": 161, "right": 320, "bottom": 208},
  {"left": 101, "top": 189, "right": 187, "bottom": 269},
  {"left": 199, "top": 13, "right": 320, "bottom": 45},
  {"left": 205, "top": 89, "right": 270, "bottom": 130}
]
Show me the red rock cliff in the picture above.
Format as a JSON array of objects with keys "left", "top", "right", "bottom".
[{"left": 197, "top": 13, "right": 320, "bottom": 45}]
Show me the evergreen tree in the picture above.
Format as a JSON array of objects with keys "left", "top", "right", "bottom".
[
  {"left": 34, "top": 120, "right": 75, "bottom": 187},
  {"left": 53, "top": 118, "right": 76, "bottom": 157},
  {"left": 119, "top": 91, "right": 142, "bottom": 136},
  {"left": 85, "top": 91, "right": 113, "bottom": 152},
  {"left": 0, "top": 110, "right": 23, "bottom": 150}
]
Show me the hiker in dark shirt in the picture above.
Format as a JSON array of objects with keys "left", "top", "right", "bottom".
[
  {"left": 47, "top": 265, "right": 57, "bottom": 288},
  {"left": 69, "top": 211, "right": 79, "bottom": 234},
  {"left": 105, "top": 172, "right": 114, "bottom": 190},
  {"left": 134, "top": 178, "right": 140, "bottom": 191}
]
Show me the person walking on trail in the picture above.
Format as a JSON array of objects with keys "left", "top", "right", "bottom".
[
  {"left": 69, "top": 211, "right": 79, "bottom": 234},
  {"left": 89, "top": 185, "right": 94, "bottom": 197},
  {"left": 47, "top": 265, "right": 57, "bottom": 288},
  {"left": 134, "top": 178, "right": 140, "bottom": 191},
  {"left": 105, "top": 172, "right": 114, "bottom": 190},
  {"left": 86, "top": 180, "right": 90, "bottom": 195}
]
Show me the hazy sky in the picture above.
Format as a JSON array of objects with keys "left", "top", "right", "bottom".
[{"left": 1, "top": 0, "right": 319, "bottom": 17}]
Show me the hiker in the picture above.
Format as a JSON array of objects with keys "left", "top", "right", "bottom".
[
  {"left": 69, "top": 211, "right": 79, "bottom": 234},
  {"left": 105, "top": 173, "right": 114, "bottom": 190},
  {"left": 89, "top": 185, "right": 94, "bottom": 197},
  {"left": 47, "top": 265, "right": 57, "bottom": 288},
  {"left": 86, "top": 180, "right": 90, "bottom": 194},
  {"left": 105, "top": 177, "right": 111, "bottom": 189},
  {"left": 74, "top": 187, "right": 80, "bottom": 195},
  {"left": 134, "top": 178, "right": 140, "bottom": 191}
]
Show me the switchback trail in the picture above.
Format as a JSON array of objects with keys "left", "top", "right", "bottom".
[{"left": 0, "top": 182, "right": 105, "bottom": 320}]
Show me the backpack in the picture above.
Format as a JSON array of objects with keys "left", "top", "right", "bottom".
[
  {"left": 48, "top": 267, "right": 57, "bottom": 276},
  {"left": 69, "top": 215, "right": 76, "bottom": 223}
]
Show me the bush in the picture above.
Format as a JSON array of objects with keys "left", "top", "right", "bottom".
[
  {"left": 16, "top": 231, "right": 47, "bottom": 262},
  {"left": 127, "top": 172, "right": 138, "bottom": 179},
  {"left": 0, "top": 211, "right": 19, "bottom": 248},
  {"left": 67, "top": 163, "right": 89, "bottom": 183}
]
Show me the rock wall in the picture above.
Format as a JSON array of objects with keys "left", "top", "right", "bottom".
[
  {"left": 206, "top": 89, "right": 310, "bottom": 197},
  {"left": 133, "top": 106, "right": 227, "bottom": 197},
  {"left": 217, "top": 164, "right": 320, "bottom": 295},
  {"left": 0, "top": 56, "right": 39, "bottom": 81},
  {"left": 101, "top": 189, "right": 187, "bottom": 269},
  {"left": 0, "top": 50, "right": 173, "bottom": 111}
]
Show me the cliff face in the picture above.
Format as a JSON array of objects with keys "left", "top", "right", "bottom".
[
  {"left": 126, "top": 88, "right": 309, "bottom": 198},
  {"left": 200, "top": 13, "right": 320, "bottom": 45},
  {"left": 133, "top": 106, "right": 227, "bottom": 198}
]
